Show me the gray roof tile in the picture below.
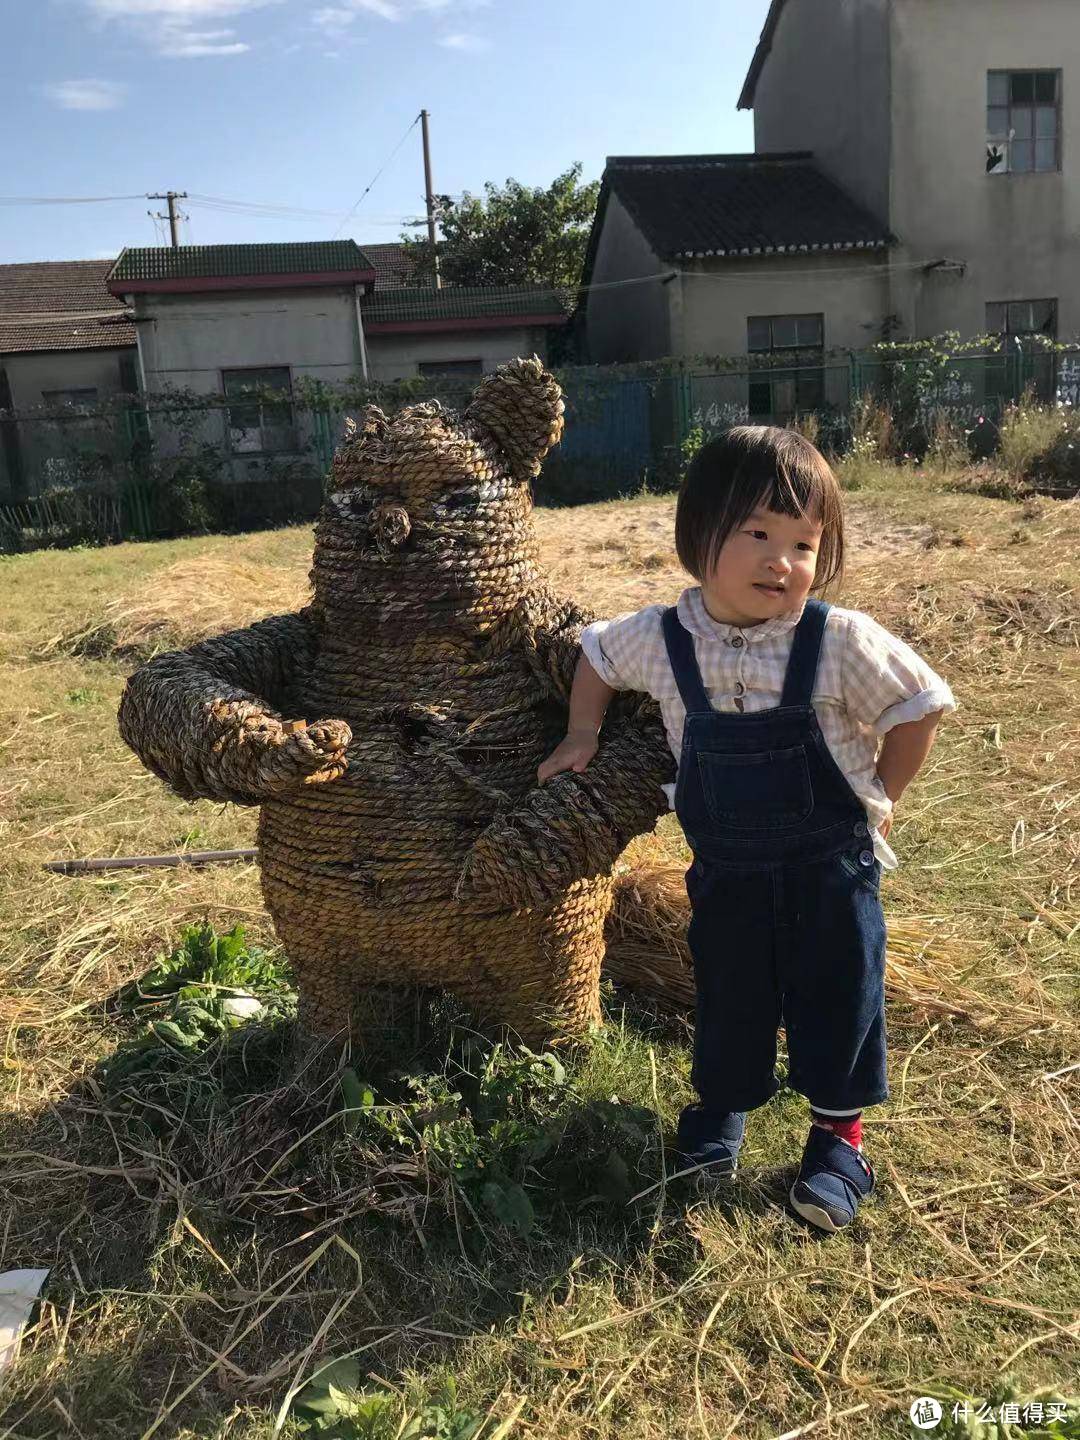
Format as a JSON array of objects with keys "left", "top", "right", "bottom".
[
  {"left": 0, "top": 259, "right": 135, "bottom": 355},
  {"left": 604, "top": 152, "right": 893, "bottom": 259}
]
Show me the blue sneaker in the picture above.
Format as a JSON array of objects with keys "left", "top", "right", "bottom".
[
  {"left": 790, "top": 1126, "right": 875, "bottom": 1231},
  {"left": 675, "top": 1105, "right": 746, "bottom": 1185}
]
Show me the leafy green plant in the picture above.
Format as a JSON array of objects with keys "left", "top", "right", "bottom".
[
  {"left": 101, "top": 923, "right": 295, "bottom": 1096},
  {"left": 336, "top": 1041, "right": 657, "bottom": 1237},
  {"left": 288, "top": 1361, "right": 482, "bottom": 1440}
]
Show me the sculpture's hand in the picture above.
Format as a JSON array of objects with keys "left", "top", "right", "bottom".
[
  {"left": 211, "top": 709, "right": 352, "bottom": 797},
  {"left": 454, "top": 711, "right": 674, "bottom": 911}
]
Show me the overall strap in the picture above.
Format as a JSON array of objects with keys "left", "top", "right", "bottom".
[
  {"left": 661, "top": 606, "right": 712, "bottom": 714},
  {"left": 779, "top": 598, "right": 831, "bottom": 708}
]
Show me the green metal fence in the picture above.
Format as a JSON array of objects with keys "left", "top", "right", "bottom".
[{"left": 1, "top": 346, "right": 1075, "bottom": 553}]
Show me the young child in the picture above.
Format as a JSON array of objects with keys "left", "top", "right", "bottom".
[{"left": 538, "top": 427, "right": 955, "bottom": 1232}]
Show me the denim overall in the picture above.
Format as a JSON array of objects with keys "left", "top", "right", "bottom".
[{"left": 662, "top": 599, "right": 888, "bottom": 1116}]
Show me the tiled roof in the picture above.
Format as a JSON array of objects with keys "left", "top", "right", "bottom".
[
  {"left": 0, "top": 259, "right": 135, "bottom": 355},
  {"left": 599, "top": 152, "right": 893, "bottom": 261},
  {"left": 108, "top": 240, "right": 376, "bottom": 285},
  {"left": 358, "top": 241, "right": 420, "bottom": 289},
  {"left": 361, "top": 284, "right": 568, "bottom": 326},
  {"left": 738, "top": 0, "right": 788, "bottom": 109}
]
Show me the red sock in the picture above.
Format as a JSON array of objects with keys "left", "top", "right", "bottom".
[{"left": 811, "top": 1110, "right": 863, "bottom": 1149}]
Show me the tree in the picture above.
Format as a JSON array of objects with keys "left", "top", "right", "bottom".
[{"left": 402, "top": 163, "right": 600, "bottom": 292}]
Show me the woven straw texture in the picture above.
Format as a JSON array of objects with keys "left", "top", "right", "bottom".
[{"left": 119, "top": 359, "right": 675, "bottom": 1043}]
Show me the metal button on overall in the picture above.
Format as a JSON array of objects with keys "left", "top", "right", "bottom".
[
  {"left": 859, "top": 850, "right": 875, "bottom": 866},
  {"left": 853, "top": 820, "right": 867, "bottom": 836}
]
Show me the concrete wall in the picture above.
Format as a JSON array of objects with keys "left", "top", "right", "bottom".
[
  {"left": 1, "top": 346, "right": 133, "bottom": 412},
  {"left": 889, "top": 0, "right": 1080, "bottom": 340},
  {"left": 672, "top": 252, "right": 891, "bottom": 357},
  {"left": 0, "top": 347, "right": 135, "bottom": 500},
  {"left": 752, "top": 0, "right": 892, "bottom": 225},
  {"left": 584, "top": 191, "right": 673, "bottom": 362},
  {"left": 131, "top": 285, "right": 363, "bottom": 393},
  {"left": 364, "top": 325, "right": 550, "bottom": 381}
]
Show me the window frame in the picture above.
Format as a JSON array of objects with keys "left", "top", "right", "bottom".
[
  {"left": 987, "top": 69, "right": 1062, "bottom": 175},
  {"left": 221, "top": 365, "right": 298, "bottom": 456},
  {"left": 417, "top": 358, "right": 484, "bottom": 379},
  {"left": 746, "top": 313, "right": 826, "bottom": 422},
  {"left": 984, "top": 298, "right": 1058, "bottom": 402},
  {"left": 41, "top": 387, "right": 100, "bottom": 412},
  {"left": 985, "top": 298, "right": 1058, "bottom": 340}
]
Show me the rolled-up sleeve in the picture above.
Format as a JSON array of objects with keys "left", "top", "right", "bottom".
[
  {"left": 579, "top": 607, "right": 657, "bottom": 693},
  {"left": 842, "top": 614, "right": 957, "bottom": 735}
]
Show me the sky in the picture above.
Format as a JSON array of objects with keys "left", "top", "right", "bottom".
[{"left": 0, "top": 0, "right": 770, "bottom": 265}]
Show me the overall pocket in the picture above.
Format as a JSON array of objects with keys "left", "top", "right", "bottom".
[{"left": 697, "top": 745, "right": 813, "bottom": 829}]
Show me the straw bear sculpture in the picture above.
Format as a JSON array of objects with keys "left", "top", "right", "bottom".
[{"left": 119, "top": 359, "right": 676, "bottom": 1042}]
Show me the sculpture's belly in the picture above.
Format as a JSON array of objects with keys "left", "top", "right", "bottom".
[{"left": 262, "top": 655, "right": 566, "bottom": 908}]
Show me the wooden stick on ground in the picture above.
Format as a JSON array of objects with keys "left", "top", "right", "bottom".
[{"left": 44, "top": 848, "right": 258, "bottom": 876}]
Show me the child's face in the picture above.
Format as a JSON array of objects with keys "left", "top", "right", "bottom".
[{"left": 702, "top": 505, "right": 823, "bottom": 626}]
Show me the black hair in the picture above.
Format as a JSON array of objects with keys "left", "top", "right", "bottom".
[{"left": 674, "top": 425, "right": 844, "bottom": 591}]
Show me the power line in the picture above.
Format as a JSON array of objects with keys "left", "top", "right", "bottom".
[
  {"left": 332, "top": 114, "right": 422, "bottom": 240},
  {"left": 0, "top": 193, "right": 147, "bottom": 206}
]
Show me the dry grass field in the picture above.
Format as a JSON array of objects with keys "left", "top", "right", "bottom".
[{"left": 1, "top": 461, "right": 1077, "bottom": 1439}]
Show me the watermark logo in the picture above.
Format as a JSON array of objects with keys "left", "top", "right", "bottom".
[{"left": 909, "top": 1398, "right": 943, "bottom": 1430}]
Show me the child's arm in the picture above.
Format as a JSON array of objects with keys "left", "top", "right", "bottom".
[
  {"left": 875, "top": 709, "right": 944, "bottom": 834},
  {"left": 538, "top": 653, "right": 616, "bottom": 784}
]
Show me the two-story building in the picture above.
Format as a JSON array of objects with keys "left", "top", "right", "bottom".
[
  {"left": 743, "top": 0, "right": 1078, "bottom": 344},
  {"left": 583, "top": 0, "right": 1077, "bottom": 384}
]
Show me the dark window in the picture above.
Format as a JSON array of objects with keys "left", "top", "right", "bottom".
[
  {"left": 985, "top": 298, "right": 1058, "bottom": 401},
  {"left": 746, "top": 314, "right": 825, "bottom": 421},
  {"left": 987, "top": 70, "right": 1061, "bottom": 173},
  {"left": 222, "top": 367, "right": 297, "bottom": 453},
  {"left": 41, "top": 387, "right": 99, "bottom": 411},
  {"left": 986, "top": 298, "right": 1057, "bottom": 337},
  {"left": 417, "top": 359, "right": 484, "bottom": 378}
]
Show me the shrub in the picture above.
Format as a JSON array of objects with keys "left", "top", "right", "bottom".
[
  {"left": 923, "top": 408, "right": 970, "bottom": 473},
  {"left": 1000, "top": 394, "right": 1080, "bottom": 494}
]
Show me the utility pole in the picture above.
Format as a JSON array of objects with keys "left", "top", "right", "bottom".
[
  {"left": 419, "top": 110, "right": 441, "bottom": 290},
  {"left": 147, "top": 191, "right": 188, "bottom": 248}
]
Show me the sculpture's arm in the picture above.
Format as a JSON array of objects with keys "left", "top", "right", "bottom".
[
  {"left": 456, "top": 595, "right": 675, "bottom": 909},
  {"left": 118, "top": 608, "right": 351, "bottom": 806}
]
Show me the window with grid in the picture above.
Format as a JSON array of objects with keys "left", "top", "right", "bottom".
[
  {"left": 222, "top": 367, "right": 297, "bottom": 454},
  {"left": 746, "top": 314, "right": 825, "bottom": 421},
  {"left": 985, "top": 298, "right": 1058, "bottom": 400},
  {"left": 987, "top": 71, "right": 1061, "bottom": 174}
]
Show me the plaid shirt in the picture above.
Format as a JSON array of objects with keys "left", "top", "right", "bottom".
[{"left": 580, "top": 587, "right": 956, "bottom": 869}]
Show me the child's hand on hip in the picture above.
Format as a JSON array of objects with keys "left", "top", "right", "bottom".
[{"left": 538, "top": 731, "right": 598, "bottom": 785}]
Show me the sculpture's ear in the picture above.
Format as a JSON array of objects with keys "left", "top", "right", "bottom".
[
  {"left": 330, "top": 405, "right": 390, "bottom": 489},
  {"left": 465, "top": 357, "right": 565, "bottom": 481}
]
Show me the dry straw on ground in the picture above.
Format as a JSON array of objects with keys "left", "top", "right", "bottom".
[{"left": 2, "top": 458, "right": 1077, "bottom": 1440}]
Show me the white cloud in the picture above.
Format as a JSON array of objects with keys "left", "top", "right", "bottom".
[
  {"left": 438, "top": 30, "right": 489, "bottom": 50},
  {"left": 345, "top": 0, "right": 400, "bottom": 19},
  {"left": 88, "top": 0, "right": 271, "bottom": 15},
  {"left": 43, "top": 78, "right": 126, "bottom": 109},
  {"left": 81, "top": 0, "right": 275, "bottom": 59},
  {"left": 160, "top": 24, "right": 250, "bottom": 53},
  {"left": 312, "top": 6, "right": 356, "bottom": 31}
]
